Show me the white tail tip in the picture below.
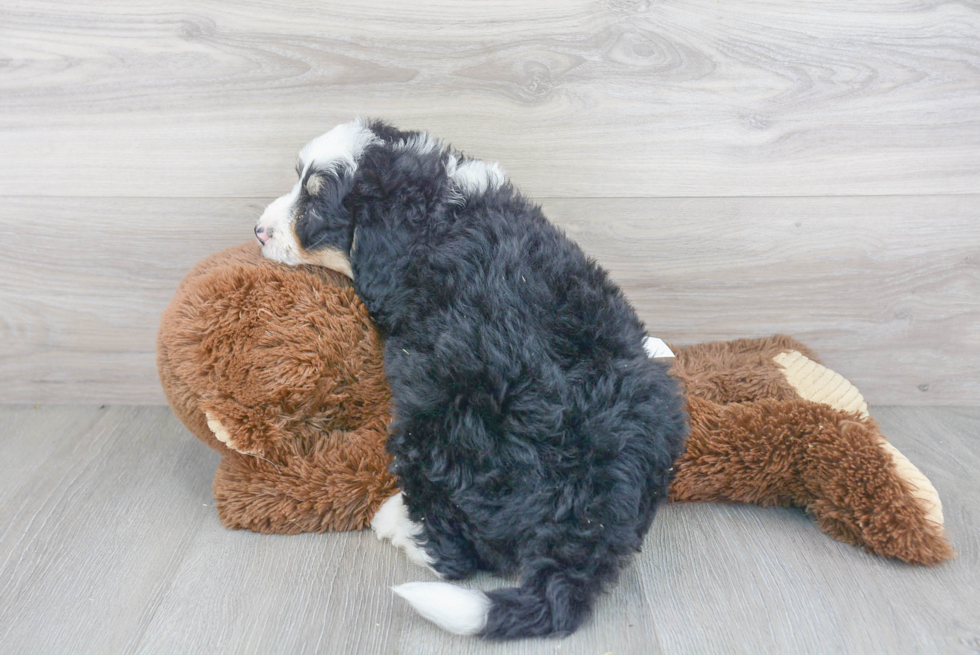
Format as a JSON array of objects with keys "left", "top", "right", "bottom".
[{"left": 393, "top": 582, "right": 491, "bottom": 635}]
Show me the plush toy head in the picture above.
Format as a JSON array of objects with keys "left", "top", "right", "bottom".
[
  {"left": 157, "top": 242, "right": 396, "bottom": 533},
  {"left": 158, "top": 244, "right": 952, "bottom": 564}
]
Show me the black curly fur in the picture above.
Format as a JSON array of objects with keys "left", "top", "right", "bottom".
[{"left": 300, "top": 120, "right": 688, "bottom": 639}]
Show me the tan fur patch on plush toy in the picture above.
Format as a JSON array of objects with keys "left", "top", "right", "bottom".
[
  {"left": 773, "top": 350, "right": 870, "bottom": 417},
  {"left": 158, "top": 245, "right": 953, "bottom": 565}
]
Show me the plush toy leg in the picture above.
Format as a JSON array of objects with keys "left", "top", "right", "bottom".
[
  {"left": 670, "top": 335, "right": 822, "bottom": 405},
  {"left": 212, "top": 421, "right": 398, "bottom": 534},
  {"left": 668, "top": 334, "right": 952, "bottom": 564},
  {"left": 771, "top": 349, "right": 943, "bottom": 528},
  {"left": 772, "top": 350, "right": 868, "bottom": 418},
  {"left": 670, "top": 396, "right": 954, "bottom": 565}
]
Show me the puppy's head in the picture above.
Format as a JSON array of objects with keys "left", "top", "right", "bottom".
[{"left": 255, "top": 118, "right": 382, "bottom": 277}]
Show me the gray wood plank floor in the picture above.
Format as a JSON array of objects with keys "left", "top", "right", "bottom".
[{"left": 1, "top": 405, "right": 977, "bottom": 654}]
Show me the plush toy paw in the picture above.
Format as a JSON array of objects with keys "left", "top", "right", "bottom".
[{"left": 214, "top": 419, "right": 398, "bottom": 533}]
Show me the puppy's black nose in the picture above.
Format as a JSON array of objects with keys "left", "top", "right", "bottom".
[{"left": 254, "top": 225, "right": 273, "bottom": 245}]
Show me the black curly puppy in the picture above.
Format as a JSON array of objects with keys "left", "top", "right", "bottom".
[{"left": 255, "top": 119, "right": 688, "bottom": 639}]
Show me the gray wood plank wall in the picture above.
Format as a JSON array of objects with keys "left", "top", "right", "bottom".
[{"left": 1, "top": 1, "right": 978, "bottom": 405}]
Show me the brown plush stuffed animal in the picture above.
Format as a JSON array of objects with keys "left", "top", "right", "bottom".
[
  {"left": 158, "top": 243, "right": 397, "bottom": 533},
  {"left": 158, "top": 243, "right": 953, "bottom": 565}
]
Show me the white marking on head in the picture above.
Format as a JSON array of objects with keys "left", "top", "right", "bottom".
[
  {"left": 305, "top": 173, "right": 325, "bottom": 196},
  {"left": 443, "top": 155, "right": 464, "bottom": 205},
  {"left": 255, "top": 119, "right": 379, "bottom": 277},
  {"left": 450, "top": 158, "right": 505, "bottom": 196},
  {"left": 298, "top": 118, "right": 380, "bottom": 179},
  {"left": 393, "top": 582, "right": 491, "bottom": 635},
  {"left": 394, "top": 132, "right": 443, "bottom": 156}
]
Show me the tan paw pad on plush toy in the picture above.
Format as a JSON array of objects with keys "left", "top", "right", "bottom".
[{"left": 158, "top": 243, "right": 953, "bottom": 565}]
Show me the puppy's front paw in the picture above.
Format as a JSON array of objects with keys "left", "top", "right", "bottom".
[
  {"left": 371, "top": 492, "right": 439, "bottom": 573},
  {"left": 371, "top": 492, "right": 410, "bottom": 540}
]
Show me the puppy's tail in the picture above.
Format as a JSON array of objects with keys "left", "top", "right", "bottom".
[{"left": 393, "top": 568, "right": 599, "bottom": 639}]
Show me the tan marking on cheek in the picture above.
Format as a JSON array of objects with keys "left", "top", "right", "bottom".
[
  {"left": 298, "top": 242, "right": 353, "bottom": 279},
  {"left": 289, "top": 197, "right": 352, "bottom": 278},
  {"left": 308, "top": 248, "right": 353, "bottom": 278}
]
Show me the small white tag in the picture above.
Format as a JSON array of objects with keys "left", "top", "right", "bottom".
[{"left": 643, "top": 336, "right": 674, "bottom": 359}]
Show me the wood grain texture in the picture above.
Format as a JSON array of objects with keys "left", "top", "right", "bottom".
[
  {"left": 1, "top": 2, "right": 977, "bottom": 403},
  {"left": 0, "top": 405, "right": 977, "bottom": 653},
  {"left": 0, "top": 406, "right": 217, "bottom": 654},
  {"left": 0, "top": 197, "right": 264, "bottom": 404},
  {"left": 1, "top": 0, "right": 978, "bottom": 198},
  {"left": 2, "top": 195, "right": 977, "bottom": 405},
  {"left": 548, "top": 195, "right": 980, "bottom": 406}
]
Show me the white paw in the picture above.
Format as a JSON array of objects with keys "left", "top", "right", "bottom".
[{"left": 371, "top": 493, "right": 439, "bottom": 573}]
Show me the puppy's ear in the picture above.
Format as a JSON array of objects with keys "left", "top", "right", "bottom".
[{"left": 355, "top": 140, "right": 449, "bottom": 211}]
